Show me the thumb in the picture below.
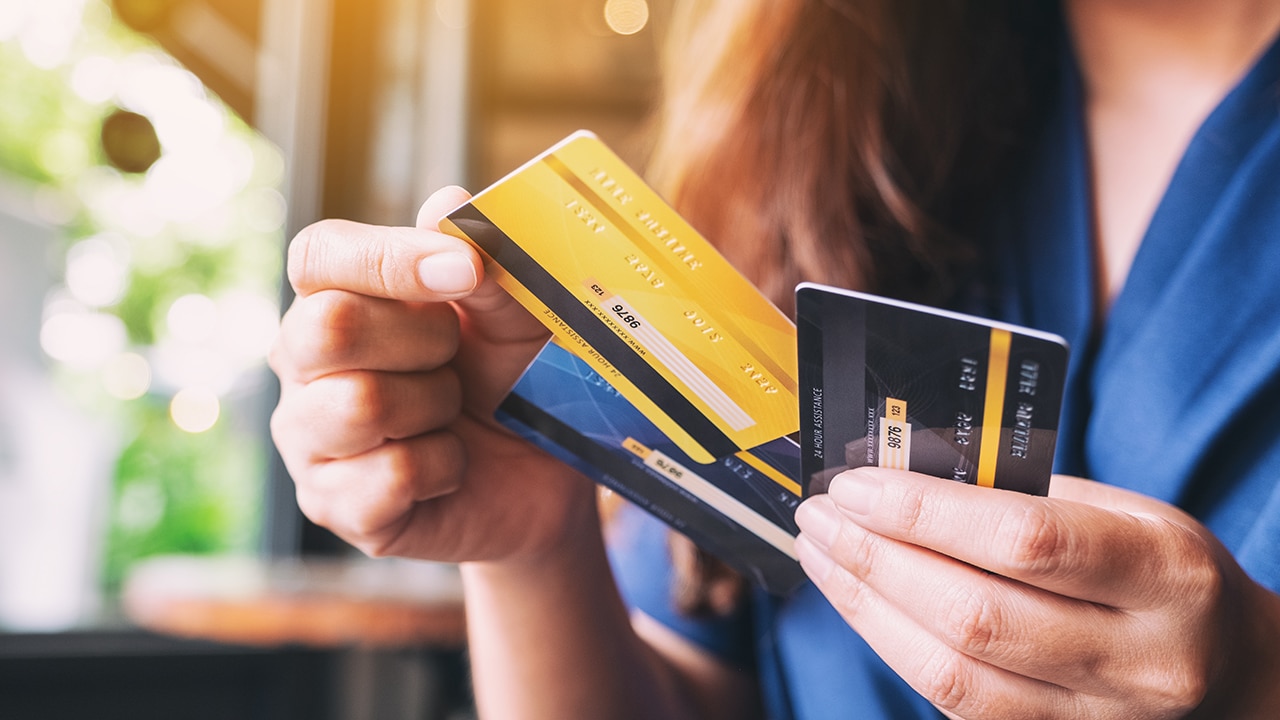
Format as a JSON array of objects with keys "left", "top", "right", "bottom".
[
  {"left": 421, "top": 189, "right": 551, "bottom": 413},
  {"left": 422, "top": 186, "right": 549, "bottom": 350},
  {"left": 417, "top": 184, "right": 473, "bottom": 230}
]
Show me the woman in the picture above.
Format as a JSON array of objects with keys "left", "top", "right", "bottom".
[{"left": 268, "top": 0, "right": 1280, "bottom": 717}]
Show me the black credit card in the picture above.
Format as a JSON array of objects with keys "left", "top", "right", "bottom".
[{"left": 796, "top": 283, "right": 1069, "bottom": 496}]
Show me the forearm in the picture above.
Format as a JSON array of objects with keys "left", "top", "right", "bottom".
[{"left": 461, "top": 500, "right": 702, "bottom": 720}]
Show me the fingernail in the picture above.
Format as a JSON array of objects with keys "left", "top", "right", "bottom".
[
  {"left": 794, "top": 498, "right": 841, "bottom": 550},
  {"left": 418, "top": 252, "right": 477, "bottom": 295},
  {"left": 794, "top": 534, "right": 835, "bottom": 581},
  {"left": 829, "top": 469, "right": 882, "bottom": 517}
]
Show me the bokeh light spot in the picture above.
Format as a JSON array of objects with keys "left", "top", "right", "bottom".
[
  {"left": 604, "top": 0, "right": 648, "bottom": 35},
  {"left": 103, "top": 352, "right": 152, "bottom": 400},
  {"left": 71, "top": 54, "right": 118, "bottom": 104},
  {"left": 170, "top": 386, "right": 220, "bottom": 433},
  {"left": 242, "top": 187, "right": 287, "bottom": 233},
  {"left": 166, "top": 293, "right": 217, "bottom": 344},
  {"left": 40, "top": 310, "right": 127, "bottom": 370},
  {"left": 66, "top": 234, "right": 129, "bottom": 307}
]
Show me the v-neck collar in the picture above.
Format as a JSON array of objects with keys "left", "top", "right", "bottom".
[
  {"left": 1003, "top": 27, "right": 1280, "bottom": 499},
  {"left": 1094, "top": 30, "right": 1280, "bottom": 377}
]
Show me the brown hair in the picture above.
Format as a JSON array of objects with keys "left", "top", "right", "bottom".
[{"left": 646, "top": 0, "right": 1061, "bottom": 614}]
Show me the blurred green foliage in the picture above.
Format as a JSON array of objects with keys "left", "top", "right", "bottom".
[
  {"left": 0, "top": 2, "right": 282, "bottom": 596},
  {"left": 104, "top": 396, "right": 263, "bottom": 589}
]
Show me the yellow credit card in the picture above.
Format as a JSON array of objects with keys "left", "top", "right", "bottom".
[{"left": 441, "top": 130, "right": 799, "bottom": 464}]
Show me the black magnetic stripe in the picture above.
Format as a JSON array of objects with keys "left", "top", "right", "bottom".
[
  {"left": 450, "top": 203, "right": 739, "bottom": 459},
  {"left": 543, "top": 154, "right": 797, "bottom": 395},
  {"left": 795, "top": 289, "right": 826, "bottom": 495}
]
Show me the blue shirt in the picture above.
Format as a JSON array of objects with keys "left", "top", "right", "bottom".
[{"left": 610, "top": 30, "right": 1280, "bottom": 720}]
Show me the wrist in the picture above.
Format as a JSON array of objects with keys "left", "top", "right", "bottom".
[{"left": 462, "top": 482, "right": 607, "bottom": 583}]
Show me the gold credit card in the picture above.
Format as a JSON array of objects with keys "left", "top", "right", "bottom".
[{"left": 441, "top": 131, "right": 799, "bottom": 464}]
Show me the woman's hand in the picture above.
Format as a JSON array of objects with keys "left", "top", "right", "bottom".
[
  {"left": 269, "top": 186, "right": 597, "bottom": 565},
  {"left": 794, "top": 468, "right": 1280, "bottom": 719}
]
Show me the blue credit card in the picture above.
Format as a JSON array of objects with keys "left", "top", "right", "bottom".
[{"left": 497, "top": 340, "right": 808, "bottom": 596}]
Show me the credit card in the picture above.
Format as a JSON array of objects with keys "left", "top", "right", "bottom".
[
  {"left": 498, "top": 339, "right": 807, "bottom": 595},
  {"left": 796, "top": 283, "right": 1069, "bottom": 496},
  {"left": 441, "top": 130, "right": 799, "bottom": 464}
]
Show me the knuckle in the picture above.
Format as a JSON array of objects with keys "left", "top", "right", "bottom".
[
  {"left": 345, "top": 512, "right": 389, "bottom": 545},
  {"left": 417, "top": 303, "right": 463, "bottom": 363},
  {"left": 348, "top": 438, "right": 449, "bottom": 551},
  {"left": 359, "top": 512, "right": 421, "bottom": 559},
  {"left": 415, "top": 432, "right": 467, "bottom": 499},
  {"left": 342, "top": 524, "right": 388, "bottom": 558},
  {"left": 1143, "top": 654, "right": 1211, "bottom": 714},
  {"left": 343, "top": 509, "right": 398, "bottom": 556},
  {"left": 840, "top": 525, "right": 880, "bottom": 580},
  {"left": 1004, "top": 504, "right": 1067, "bottom": 577},
  {"left": 360, "top": 539, "right": 395, "bottom": 559},
  {"left": 381, "top": 441, "right": 426, "bottom": 501},
  {"left": 1176, "top": 665, "right": 1212, "bottom": 712},
  {"left": 300, "top": 290, "right": 365, "bottom": 365},
  {"left": 1166, "top": 524, "right": 1224, "bottom": 606},
  {"left": 268, "top": 404, "right": 289, "bottom": 446},
  {"left": 364, "top": 248, "right": 392, "bottom": 297},
  {"left": 288, "top": 219, "right": 343, "bottom": 289},
  {"left": 1137, "top": 526, "right": 1220, "bottom": 714},
  {"left": 266, "top": 331, "right": 289, "bottom": 377},
  {"left": 270, "top": 402, "right": 315, "bottom": 472},
  {"left": 293, "top": 486, "right": 331, "bottom": 530},
  {"left": 894, "top": 481, "right": 931, "bottom": 536},
  {"left": 827, "top": 562, "right": 877, "bottom": 623},
  {"left": 358, "top": 236, "right": 403, "bottom": 298},
  {"left": 328, "top": 373, "right": 394, "bottom": 435},
  {"left": 940, "top": 585, "right": 1003, "bottom": 659},
  {"left": 351, "top": 455, "right": 422, "bottom": 559},
  {"left": 1170, "top": 668, "right": 1211, "bottom": 713},
  {"left": 916, "top": 646, "right": 975, "bottom": 714},
  {"left": 267, "top": 317, "right": 293, "bottom": 371}
]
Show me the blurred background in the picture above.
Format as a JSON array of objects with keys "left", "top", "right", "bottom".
[{"left": 0, "top": 0, "right": 665, "bottom": 717}]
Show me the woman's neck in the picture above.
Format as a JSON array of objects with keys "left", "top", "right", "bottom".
[
  {"left": 1064, "top": 0, "right": 1280, "bottom": 310},
  {"left": 1067, "top": 0, "right": 1280, "bottom": 108}
]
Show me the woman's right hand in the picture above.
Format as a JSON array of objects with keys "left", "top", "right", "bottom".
[{"left": 269, "top": 186, "right": 599, "bottom": 565}]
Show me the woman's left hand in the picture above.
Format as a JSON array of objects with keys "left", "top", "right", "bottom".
[{"left": 794, "top": 468, "right": 1280, "bottom": 719}]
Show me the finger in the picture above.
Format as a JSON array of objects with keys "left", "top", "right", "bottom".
[
  {"left": 294, "top": 430, "right": 466, "bottom": 557},
  {"left": 416, "top": 186, "right": 533, "bottom": 340},
  {"left": 372, "top": 415, "right": 598, "bottom": 563},
  {"left": 287, "top": 186, "right": 481, "bottom": 301},
  {"left": 418, "top": 184, "right": 472, "bottom": 230},
  {"left": 274, "top": 289, "right": 460, "bottom": 380},
  {"left": 1049, "top": 474, "right": 1196, "bottom": 525},
  {"left": 797, "top": 495, "right": 1130, "bottom": 694},
  {"left": 271, "top": 367, "right": 461, "bottom": 461},
  {"left": 794, "top": 532, "right": 1089, "bottom": 720},
  {"left": 420, "top": 188, "right": 547, "bottom": 350},
  {"left": 422, "top": 186, "right": 551, "bottom": 414},
  {"left": 825, "top": 467, "right": 1192, "bottom": 608}
]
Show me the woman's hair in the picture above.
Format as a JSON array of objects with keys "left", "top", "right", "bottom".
[{"left": 646, "top": 0, "right": 1062, "bottom": 615}]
